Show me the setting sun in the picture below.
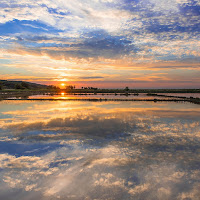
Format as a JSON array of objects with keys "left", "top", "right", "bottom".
[{"left": 61, "top": 83, "right": 65, "bottom": 87}]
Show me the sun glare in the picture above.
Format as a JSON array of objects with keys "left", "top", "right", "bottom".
[{"left": 61, "top": 83, "right": 65, "bottom": 87}]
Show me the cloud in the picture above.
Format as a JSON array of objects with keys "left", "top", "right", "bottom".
[
  {"left": 0, "top": 0, "right": 130, "bottom": 33},
  {"left": 79, "top": 76, "right": 104, "bottom": 79},
  {"left": 1, "top": 0, "right": 199, "bottom": 60},
  {"left": 0, "top": 0, "right": 200, "bottom": 86}
]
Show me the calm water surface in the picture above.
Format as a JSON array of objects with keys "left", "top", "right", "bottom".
[
  {"left": 160, "top": 93, "right": 200, "bottom": 98},
  {"left": 7, "top": 93, "right": 181, "bottom": 100},
  {"left": 0, "top": 101, "right": 199, "bottom": 199}
]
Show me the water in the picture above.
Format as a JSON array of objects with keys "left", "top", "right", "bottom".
[
  {"left": 160, "top": 93, "right": 200, "bottom": 98},
  {"left": 0, "top": 100, "right": 199, "bottom": 199},
  {"left": 7, "top": 93, "right": 185, "bottom": 100}
]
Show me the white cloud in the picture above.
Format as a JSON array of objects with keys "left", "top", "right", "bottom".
[
  {"left": 0, "top": 0, "right": 130, "bottom": 34},
  {"left": 148, "top": 0, "right": 180, "bottom": 13}
]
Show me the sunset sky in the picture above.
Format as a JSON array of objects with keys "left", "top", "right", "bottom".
[{"left": 0, "top": 0, "right": 199, "bottom": 88}]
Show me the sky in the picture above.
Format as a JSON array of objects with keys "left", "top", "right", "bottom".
[{"left": 0, "top": 0, "right": 200, "bottom": 88}]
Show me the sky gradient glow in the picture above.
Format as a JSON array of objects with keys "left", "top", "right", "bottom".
[{"left": 0, "top": 0, "right": 200, "bottom": 88}]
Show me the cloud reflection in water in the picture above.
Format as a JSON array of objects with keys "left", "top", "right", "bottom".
[{"left": 0, "top": 101, "right": 200, "bottom": 199}]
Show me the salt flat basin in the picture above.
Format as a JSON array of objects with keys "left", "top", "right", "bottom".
[
  {"left": 160, "top": 93, "right": 200, "bottom": 98},
  {"left": 6, "top": 93, "right": 187, "bottom": 100},
  {"left": 0, "top": 100, "right": 199, "bottom": 199}
]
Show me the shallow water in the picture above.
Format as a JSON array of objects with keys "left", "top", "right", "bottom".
[
  {"left": 7, "top": 93, "right": 181, "bottom": 100},
  {"left": 0, "top": 101, "right": 200, "bottom": 200},
  {"left": 160, "top": 93, "right": 200, "bottom": 98}
]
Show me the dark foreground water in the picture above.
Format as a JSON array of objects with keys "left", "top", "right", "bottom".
[{"left": 0, "top": 101, "right": 199, "bottom": 200}]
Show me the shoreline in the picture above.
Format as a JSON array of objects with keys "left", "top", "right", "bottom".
[
  {"left": 1, "top": 98, "right": 200, "bottom": 104},
  {"left": 1, "top": 89, "right": 199, "bottom": 104}
]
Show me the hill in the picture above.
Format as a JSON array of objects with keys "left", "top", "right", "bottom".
[{"left": 0, "top": 80, "right": 49, "bottom": 90}]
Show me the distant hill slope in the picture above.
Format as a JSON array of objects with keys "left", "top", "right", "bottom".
[{"left": 0, "top": 80, "right": 49, "bottom": 90}]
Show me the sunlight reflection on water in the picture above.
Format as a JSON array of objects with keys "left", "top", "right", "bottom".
[
  {"left": 0, "top": 101, "right": 199, "bottom": 199},
  {"left": 7, "top": 93, "right": 185, "bottom": 100}
]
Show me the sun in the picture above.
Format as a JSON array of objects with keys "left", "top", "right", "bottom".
[{"left": 60, "top": 83, "right": 65, "bottom": 87}]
